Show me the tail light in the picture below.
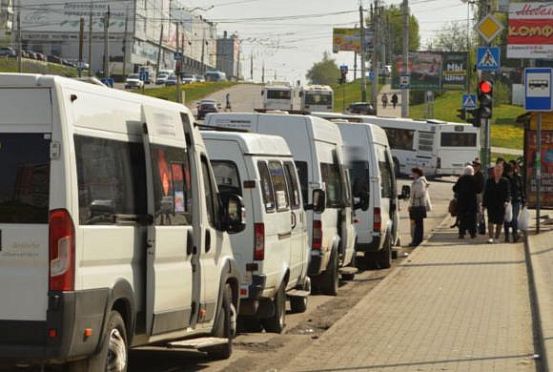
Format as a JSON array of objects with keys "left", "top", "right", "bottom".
[
  {"left": 254, "top": 223, "right": 265, "bottom": 261},
  {"left": 49, "top": 209, "right": 75, "bottom": 291},
  {"left": 312, "top": 220, "right": 322, "bottom": 250},
  {"left": 373, "top": 207, "right": 382, "bottom": 232}
]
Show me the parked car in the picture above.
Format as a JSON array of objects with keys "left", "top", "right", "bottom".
[
  {"left": 0, "top": 47, "right": 16, "bottom": 57},
  {"left": 155, "top": 73, "right": 169, "bottom": 85},
  {"left": 24, "top": 50, "right": 37, "bottom": 60},
  {"left": 125, "top": 73, "right": 144, "bottom": 89},
  {"left": 182, "top": 73, "right": 196, "bottom": 84},
  {"left": 35, "top": 52, "right": 47, "bottom": 62},
  {"left": 197, "top": 100, "right": 220, "bottom": 119},
  {"left": 195, "top": 74, "right": 206, "bottom": 82},
  {"left": 0, "top": 73, "right": 245, "bottom": 370},
  {"left": 47, "top": 55, "right": 63, "bottom": 64},
  {"left": 165, "top": 74, "right": 177, "bottom": 86},
  {"left": 203, "top": 131, "right": 311, "bottom": 333},
  {"left": 347, "top": 102, "right": 376, "bottom": 115}
]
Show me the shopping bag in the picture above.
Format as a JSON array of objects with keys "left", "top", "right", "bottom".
[
  {"left": 518, "top": 207, "right": 530, "bottom": 231},
  {"left": 504, "top": 202, "right": 513, "bottom": 223}
]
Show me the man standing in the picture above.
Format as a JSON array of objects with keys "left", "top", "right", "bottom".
[
  {"left": 472, "top": 158, "right": 485, "bottom": 234},
  {"left": 391, "top": 93, "right": 399, "bottom": 109}
]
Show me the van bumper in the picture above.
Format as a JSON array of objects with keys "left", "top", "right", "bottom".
[
  {"left": 0, "top": 289, "right": 109, "bottom": 365},
  {"left": 356, "top": 235, "right": 382, "bottom": 253},
  {"left": 239, "top": 275, "right": 266, "bottom": 316}
]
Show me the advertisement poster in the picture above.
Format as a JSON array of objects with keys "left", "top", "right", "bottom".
[
  {"left": 525, "top": 113, "right": 553, "bottom": 208},
  {"left": 507, "top": 2, "right": 553, "bottom": 59},
  {"left": 392, "top": 52, "right": 443, "bottom": 90},
  {"left": 441, "top": 52, "right": 467, "bottom": 90},
  {"left": 332, "top": 28, "right": 373, "bottom": 53}
]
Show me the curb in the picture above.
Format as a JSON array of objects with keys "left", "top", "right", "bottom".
[{"left": 524, "top": 232, "right": 549, "bottom": 372}]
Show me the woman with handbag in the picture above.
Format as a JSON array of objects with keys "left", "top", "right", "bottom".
[
  {"left": 483, "top": 162, "right": 511, "bottom": 244},
  {"left": 452, "top": 165, "right": 478, "bottom": 239},
  {"left": 409, "top": 167, "right": 431, "bottom": 247}
]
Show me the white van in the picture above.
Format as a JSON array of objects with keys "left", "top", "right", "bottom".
[
  {"left": 202, "top": 131, "right": 310, "bottom": 333},
  {"left": 337, "top": 122, "right": 405, "bottom": 268},
  {"left": 0, "top": 74, "right": 246, "bottom": 370},
  {"left": 205, "top": 113, "right": 357, "bottom": 296}
]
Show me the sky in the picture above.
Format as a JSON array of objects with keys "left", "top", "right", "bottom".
[{"left": 187, "top": 0, "right": 473, "bottom": 83}]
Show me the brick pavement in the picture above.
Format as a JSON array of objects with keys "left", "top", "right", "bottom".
[{"left": 282, "top": 219, "right": 537, "bottom": 372}]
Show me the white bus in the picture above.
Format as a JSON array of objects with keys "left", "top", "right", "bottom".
[
  {"left": 312, "top": 113, "right": 480, "bottom": 177},
  {"left": 261, "top": 82, "right": 294, "bottom": 111},
  {"left": 300, "top": 85, "right": 333, "bottom": 112}
]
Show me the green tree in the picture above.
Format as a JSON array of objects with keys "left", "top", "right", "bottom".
[
  {"left": 379, "top": 5, "right": 420, "bottom": 56},
  {"left": 431, "top": 22, "right": 468, "bottom": 52},
  {"left": 306, "top": 52, "right": 341, "bottom": 85}
]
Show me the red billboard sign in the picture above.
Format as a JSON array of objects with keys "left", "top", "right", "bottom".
[{"left": 508, "top": 3, "right": 553, "bottom": 59}]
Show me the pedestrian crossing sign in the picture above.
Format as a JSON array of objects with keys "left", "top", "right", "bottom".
[
  {"left": 462, "top": 94, "right": 477, "bottom": 109},
  {"left": 476, "top": 47, "right": 500, "bottom": 72}
]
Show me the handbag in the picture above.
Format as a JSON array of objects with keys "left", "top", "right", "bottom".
[
  {"left": 448, "top": 198, "right": 457, "bottom": 217},
  {"left": 504, "top": 202, "right": 513, "bottom": 223},
  {"left": 409, "top": 205, "right": 427, "bottom": 219}
]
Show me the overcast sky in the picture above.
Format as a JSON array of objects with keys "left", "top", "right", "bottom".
[{"left": 187, "top": 0, "right": 473, "bottom": 83}]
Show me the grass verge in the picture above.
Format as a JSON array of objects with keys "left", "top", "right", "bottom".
[
  {"left": 0, "top": 57, "right": 78, "bottom": 77},
  {"left": 332, "top": 79, "right": 382, "bottom": 112}
]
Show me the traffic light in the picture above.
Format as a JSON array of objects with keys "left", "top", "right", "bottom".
[{"left": 477, "top": 80, "right": 493, "bottom": 120}]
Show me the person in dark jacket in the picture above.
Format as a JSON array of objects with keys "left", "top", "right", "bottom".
[
  {"left": 483, "top": 162, "right": 511, "bottom": 243},
  {"left": 504, "top": 160, "right": 526, "bottom": 242},
  {"left": 453, "top": 165, "right": 478, "bottom": 239},
  {"left": 472, "top": 158, "right": 485, "bottom": 234}
]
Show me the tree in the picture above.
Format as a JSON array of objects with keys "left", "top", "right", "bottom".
[
  {"left": 431, "top": 22, "right": 468, "bottom": 52},
  {"left": 379, "top": 5, "right": 420, "bottom": 56},
  {"left": 306, "top": 52, "right": 340, "bottom": 85}
]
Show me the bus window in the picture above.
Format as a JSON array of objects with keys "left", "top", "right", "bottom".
[
  {"left": 418, "top": 131, "right": 434, "bottom": 152},
  {"left": 383, "top": 128, "right": 414, "bottom": 151},
  {"left": 441, "top": 133, "right": 477, "bottom": 147}
]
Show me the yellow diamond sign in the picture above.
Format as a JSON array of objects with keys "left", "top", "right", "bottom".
[{"left": 475, "top": 14, "right": 504, "bottom": 43}]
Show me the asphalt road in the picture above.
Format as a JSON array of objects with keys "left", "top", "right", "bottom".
[{"left": 128, "top": 176, "right": 456, "bottom": 372}]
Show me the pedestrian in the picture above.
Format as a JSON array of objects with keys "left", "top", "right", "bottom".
[
  {"left": 472, "top": 158, "right": 486, "bottom": 234},
  {"left": 483, "top": 162, "right": 511, "bottom": 244},
  {"left": 504, "top": 160, "right": 526, "bottom": 242},
  {"left": 391, "top": 93, "right": 398, "bottom": 109},
  {"left": 408, "top": 167, "right": 431, "bottom": 247},
  {"left": 381, "top": 93, "right": 388, "bottom": 109},
  {"left": 453, "top": 165, "right": 478, "bottom": 239},
  {"left": 225, "top": 93, "right": 232, "bottom": 112}
]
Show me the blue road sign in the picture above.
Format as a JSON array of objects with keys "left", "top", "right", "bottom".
[
  {"left": 476, "top": 47, "right": 500, "bottom": 72},
  {"left": 524, "top": 67, "right": 553, "bottom": 112},
  {"left": 340, "top": 65, "right": 348, "bottom": 74},
  {"left": 174, "top": 52, "right": 183, "bottom": 61},
  {"left": 139, "top": 70, "right": 149, "bottom": 82},
  {"left": 462, "top": 94, "right": 477, "bottom": 109}
]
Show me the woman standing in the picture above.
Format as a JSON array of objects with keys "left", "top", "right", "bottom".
[
  {"left": 483, "top": 163, "right": 511, "bottom": 243},
  {"left": 409, "top": 167, "right": 431, "bottom": 247},
  {"left": 453, "top": 165, "right": 478, "bottom": 239}
]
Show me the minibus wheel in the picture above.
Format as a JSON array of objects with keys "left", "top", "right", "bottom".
[
  {"left": 208, "top": 284, "right": 234, "bottom": 359},
  {"left": 262, "top": 284, "right": 286, "bottom": 333},
  {"left": 321, "top": 250, "right": 339, "bottom": 296},
  {"left": 376, "top": 232, "right": 392, "bottom": 269}
]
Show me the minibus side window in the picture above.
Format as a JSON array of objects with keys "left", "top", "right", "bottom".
[
  {"left": 150, "top": 145, "right": 193, "bottom": 226},
  {"left": 257, "top": 161, "right": 275, "bottom": 212},
  {"left": 268, "top": 161, "right": 290, "bottom": 212},
  {"left": 378, "top": 150, "right": 393, "bottom": 199},
  {"left": 75, "top": 135, "right": 146, "bottom": 225},
  {"left": 283, "top": 161, "right": 301, "bottom": 210},
  {"left": 201, "top": 156, "right": 220, "bottom": 227},
  {"left": 294, "top": 161, "right": 308, "bottom": 206},
  {"left": 321, "top": 162, "right": 344, "bottom": 208},
  {"left": 211, "top": 160, "right": 242, "bottom": 196}
]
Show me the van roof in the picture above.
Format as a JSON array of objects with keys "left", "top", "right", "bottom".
[
  {"left": 201, "top": 131, "right": 293, "bottom": 157},
  {"left": 337, "top": 122, "right": 389, "bottom": 147}
]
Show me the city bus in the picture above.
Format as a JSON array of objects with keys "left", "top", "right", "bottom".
[
  {"left": 261, "top": 81, "right": 294, "bottom": 111},
  {"left": 300, "top": 85, "right": 334, "bottom": 112},
  {"left": 311, "top": 112, "right": 480, "bottom": 177}
]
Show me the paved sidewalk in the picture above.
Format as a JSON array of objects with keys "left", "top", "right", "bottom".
[
  {"left": 377, "top": 84, "right": 401, "bottom": 117},
  {"left": 283, "top": 218, "right": 537, "bottom": 372}
]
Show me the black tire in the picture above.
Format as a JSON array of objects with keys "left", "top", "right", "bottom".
[
  {"left": 289, "top": 278, "right": 310, "bottom": 313},
  {"left": 321, "top": 250, "right": 339, "bottom": 296},
  {"left": 375, "top": 233, "right": 392, "bottom": 269},
  {"left": 208, "top": 284, "right": 234, "bottom": 360},
  {"left": 341, "top": 253, "right": 356, "bottom": 281},
  {"left": 261, "top": 284, "right": 286, "bottom": 333},
  {"left": 65, "top": 310, "right": 128, "bottom": 372}
]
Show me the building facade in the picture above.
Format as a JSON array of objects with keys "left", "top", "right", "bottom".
[
  {"left": 0, "top": 0, "right": 13, "bottom": 44},
  {"left": 18, "top": 0, "right": 217, "bottom": 78},
  {"left": 217, "top": 31, "right": 241, "bottom": 80}
]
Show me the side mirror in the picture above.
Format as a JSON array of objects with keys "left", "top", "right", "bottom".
[
  {"left": 312, "top": 189, "right": 326, "bottom": 213},
  {"left": 354, "top": 191, "right": 370, "bottom": 211},
  {"left": 399, "top": 185, "right": 411, "bottom": 200},
  {"left": 220, "top": 193, "right": 246, "bottom": 234}
]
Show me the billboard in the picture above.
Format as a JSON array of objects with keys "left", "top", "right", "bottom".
[
  {"left": 332, "top": 28, "right": 373, "bottom": 53},
  {"left": 525, "top": 114, "right": 553, "bottom": 208},
  {"left": 392, "top": 52, "right": 443, "bottom": 91},
  {"left": 441, "top": 52, "right": 467, "bottom": 90},
  {"left": 21, "top": 0, "right": 131, "bottom": 34},
  {"left": 507, "top": 2, "right": 553, "bottom": 59}
]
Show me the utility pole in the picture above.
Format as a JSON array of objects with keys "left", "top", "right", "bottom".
[
  {"left": 262, "top": 61, "right": 265, "bottom": 84},
  {"left": 175, "top": 24, "right": 182, "bottom": 103},
  {"left": 78, "top": 17, "right": 84, "bottom": 78},
  {"left": 88, "top": 4, "right": 93, "bottom": 77},
  {"left": 201, "top": 29, "right": 206, "bottom": 74},
  {"left": 122, "top": 9, "right": 129, "bottom": 78},
  {"left": 401, "top": 0, "right": 410, "bottom": 118},
  {"left": 16, "top": 0, "right": 21, "bottom": 73},
  {"left": 250, "top": 52, "right": 254, "bottom": 81},
  {"left": 102, "top": 6, "right": 110, "bottom": 78},
  {"left": 155, "top": 23, "right": 164, "bottom": 78},
  {"left": 354, "top": 51, "right": 358, "bottom": 81},
  {"left": 359, "top": 4, "right": 367, "bottom": 102},
  {"left": 371, "top": 1, "right": 379, "bottom": 110}
]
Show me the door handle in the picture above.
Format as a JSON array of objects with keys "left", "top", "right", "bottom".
[
  {"left": 291, "top": 211, "right": 297, "bottom": 229},
  {"left": 278, "top": 231, "right": 292, "bottom": 240}
]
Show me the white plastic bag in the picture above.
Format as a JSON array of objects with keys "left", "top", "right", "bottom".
[
  {"left": 504, "top": 202, "right": 513, "bottom": 223},
  {"left": 518, "top": 207, "right": 530, "bottom": 231}
]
